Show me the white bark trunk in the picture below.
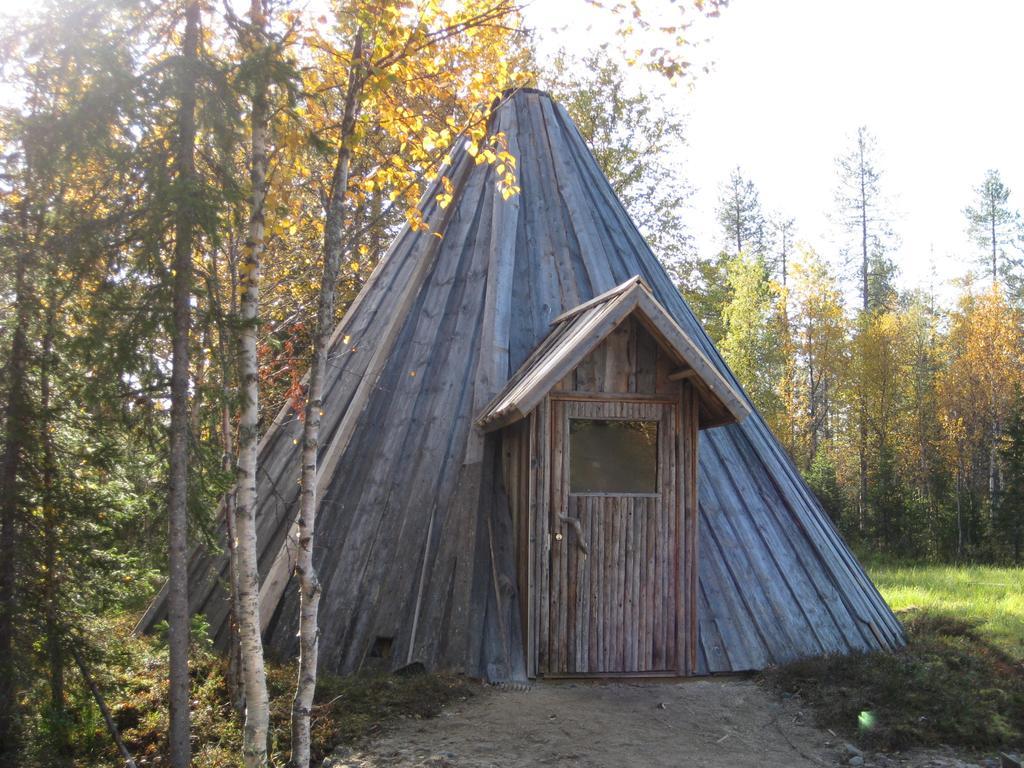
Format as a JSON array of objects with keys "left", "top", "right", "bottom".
[
  {"left": 290, "top": 28, "right": 365, "bottom": 768},
  {"left": 234, "top": 3, "right": 271, "bottom": 765}
]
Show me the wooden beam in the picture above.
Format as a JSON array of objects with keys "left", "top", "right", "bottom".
[
  {"left": 668, "top": 368, "right": 696, "bottom": 381},
  {"left": 549, "top": 275, "right": 644, "bottom": 326}
]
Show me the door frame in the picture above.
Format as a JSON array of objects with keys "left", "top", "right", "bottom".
[{"left": 530, "top": 390, "right": 698, "bottom": 678}]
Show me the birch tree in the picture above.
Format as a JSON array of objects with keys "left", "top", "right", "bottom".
[
  {"left": 230, "top": 0, "right": 274, "bottom": 764},
  {"left": 789, "top": 248, "right": 849, "bottom": 471},
  {"left": 940, "top": 284, "right": 1024, "bottom": 538},
  {"left": 288, "top": 3, "right": 528, "bottom": 764}
]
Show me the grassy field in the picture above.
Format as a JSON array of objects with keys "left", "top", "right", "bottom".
[
  {"left": 764, "top": 560, "right": 1024, "bottom": 751},
  {"left": 867, "top": 561, "right": 1024, "bottom": 661}
]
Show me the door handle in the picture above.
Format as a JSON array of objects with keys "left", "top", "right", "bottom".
[{"left": 558, "top": 515, "right": 589, "bottom": 556}]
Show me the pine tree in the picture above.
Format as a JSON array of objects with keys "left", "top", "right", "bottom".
[
  {"left": 0, "top": 1, "right": 168, "bottom": 759},
  {"left": 771, "top": 214, "right": 796, "bottom": 286},
  {"left": 717, "top": 167, "right": 766, "bottom": 257},
  {"left": 835, "top": 126, "right": 897, "bottom": 534},
  {"left": 964, "top": 169, "right": 1017, "bottom": 284},
  {"left": 166, "top": 4, "right": 200, "bottom": 764},
  {"left": 834, "top": 126, "right": 895, "bottom": 313}
]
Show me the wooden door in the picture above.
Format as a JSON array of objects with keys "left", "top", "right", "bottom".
[{"left": 547, "top": 398, "right": 678, "bottom": 674}]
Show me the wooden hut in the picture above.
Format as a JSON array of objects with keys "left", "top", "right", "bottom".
[{"left": 141, "top": 88, "right": 904, "bottom": 681}]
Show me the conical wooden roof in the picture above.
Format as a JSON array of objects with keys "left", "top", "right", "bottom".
[{"left": 142, "top": 88, "right": 904, "bottom": 680}]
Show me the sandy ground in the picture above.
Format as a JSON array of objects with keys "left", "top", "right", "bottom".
[
  {"left": 323, "top": 678, "right": 1008, "bottom": 768},
  {"left": 324, "top": 677, "right": 857, "bottom": 768}
]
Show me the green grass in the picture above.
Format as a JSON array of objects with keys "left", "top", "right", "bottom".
[
  {"left": 762, "top": 562, "right": 1024, "bottom": 752},
  {"left": 867, "top": 562, "right": 1024, "bottom": 661}
]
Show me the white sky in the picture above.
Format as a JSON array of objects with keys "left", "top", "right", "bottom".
[
  {"left": 526, "top": 0, "right": 1024, "bottom": 303},
  {"left": 3, "top": 0, "right": 1021, "bottom": 303}
]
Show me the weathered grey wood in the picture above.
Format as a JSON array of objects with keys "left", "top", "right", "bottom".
[
  {"left": 477, "top": 279, "right": 748, "bottom": 432},
  {"left": 140, "top": 88, "right": 904, "bottom": 683},
  {"left": 550, "top": 277, "right": 644, "bottom": 326},
  {"left": 545, "top": 397, "right": 677, "bottom": 675},
  {"left": 552, "top": 93, "right": 905, "bottom": 656},
  {"left": 668, "top": 368, "right": 697, "bottom": 381}
]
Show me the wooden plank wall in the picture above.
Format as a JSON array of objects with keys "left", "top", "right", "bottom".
[
  {"left": 527, "top": 322, "right": 696, "bottom": 677},
  {"left": 544, "top": 399, "right": 678, "bottom": 675},
  {"left": 680, "top": 382, "right": 700, "bottom": 675}
]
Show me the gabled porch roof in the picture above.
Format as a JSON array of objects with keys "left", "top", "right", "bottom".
[{"left": 476, "top": 276, "right": 751, "bottom": 432}]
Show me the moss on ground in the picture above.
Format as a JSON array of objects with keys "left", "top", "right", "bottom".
[{"left": 761, "top": 611, "right": 1024, "bottom": 751}]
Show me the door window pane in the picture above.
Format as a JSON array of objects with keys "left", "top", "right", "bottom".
[{"left": 569, "top": 418, "right": 658, "bottom": 494}]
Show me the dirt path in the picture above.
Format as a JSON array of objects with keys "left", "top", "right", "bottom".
[{"left": 326, "top": 678, "right": 848, "bottom": 767}]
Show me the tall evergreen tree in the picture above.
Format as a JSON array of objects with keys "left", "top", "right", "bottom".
[
  {"left": 834, "top": 126, "right": 895, "bottom": 313},
  {"left": 717, "top": 166, "right": 765, "bottom": 257},
  {"left": 166, "top": 3, "right": 200, "bottom": 764},
  {"left": 835, "top": 126, "right": 896, "bottom": 533},
  {"left": 964, "top": 169, "right": 1017, "bottom": 284},
  {"left": 0, "top": 2, "right": 167, "bottom": 760}
]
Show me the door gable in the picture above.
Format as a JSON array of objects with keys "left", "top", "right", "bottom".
[{"left": 476, "top": 276, "right": 749, "bottom": 432}]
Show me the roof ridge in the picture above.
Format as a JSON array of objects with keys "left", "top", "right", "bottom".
[{"left": 549, "top": 275, "right": 648, "bottom": 326}]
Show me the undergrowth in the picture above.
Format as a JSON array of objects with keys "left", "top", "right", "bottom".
[
  {"left": 762, "top": 611, "right": 1024, "bottom": 751},
  {"left": 22, "top": 614, "right": 473, "bottom": 767}
]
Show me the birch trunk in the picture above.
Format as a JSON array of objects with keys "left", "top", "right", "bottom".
[
  {"left": 167, "top": 4, "right": 200, "bottom": 766},
  {"left": 234, "top": 2, "right": 271, "bottom": 764},
  {"left": 290, "top": 28, "right": 365, "bottom": 768}
]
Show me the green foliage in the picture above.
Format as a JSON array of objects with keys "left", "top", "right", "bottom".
[
  {"left": 719, "top": 252, "right": 787, "bottom": 425},
  {"left": 21, "top": 615, "right": 473, "bottom": 768},
  {"left": 804, "top": 448, "right": 847, "bottom": 525},
  {"left": 682, "top": 251, "right": 733, "bottom": 343}
]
